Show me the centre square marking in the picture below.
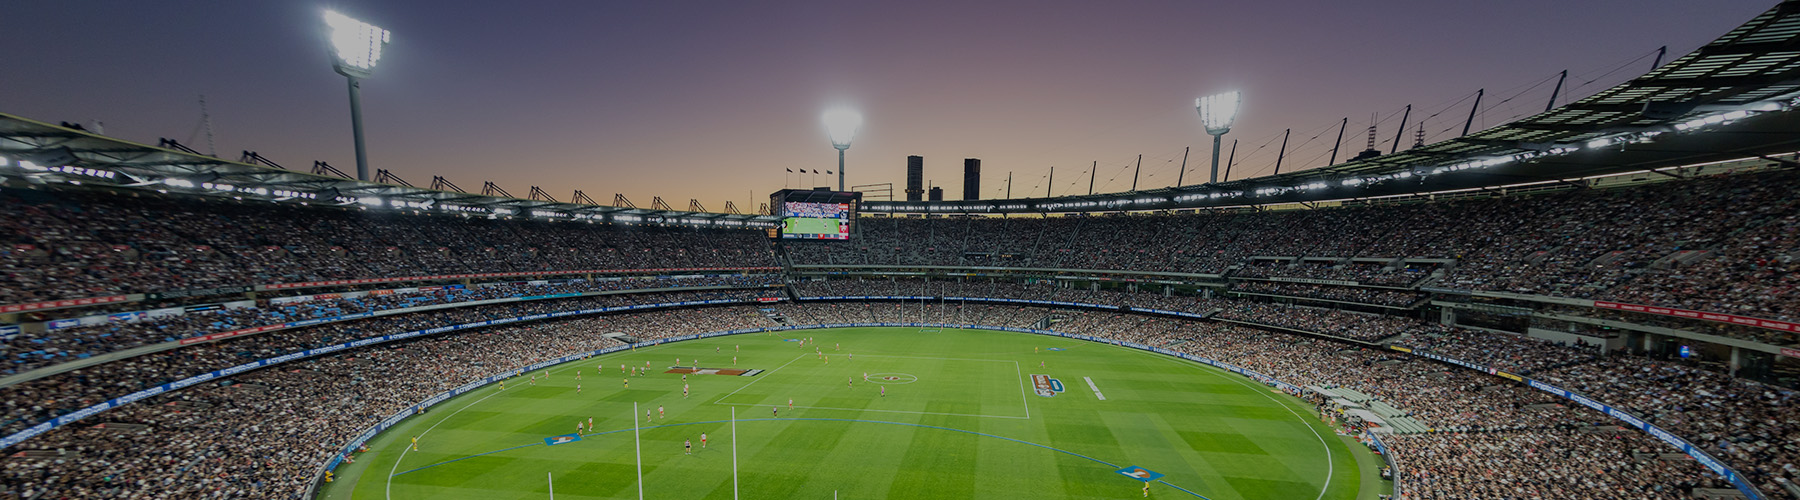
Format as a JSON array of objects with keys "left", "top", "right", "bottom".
[
  {"left": 866, "top": 372, "right": 918, "bottom": 384},
  {"left": 711, "top": 354, "right": 1031, "bottom": 420},
  {"left": 666, "top": 366, "right": 759, "bottom": 376}
]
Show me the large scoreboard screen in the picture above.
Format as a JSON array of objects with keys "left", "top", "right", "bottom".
[
  {"left": 782, "top": 202, "right": 851, "bottom": 239},
  {"left": 770, "top": 189, "right": 860, "bottom": 240}
]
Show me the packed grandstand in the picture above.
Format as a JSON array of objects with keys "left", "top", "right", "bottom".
[{"left": 7, "top": 3, "right": 1800, "bottom": 500}]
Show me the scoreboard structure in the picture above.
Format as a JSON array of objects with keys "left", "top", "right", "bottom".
[{"left": 769, "top": 189, "right": 861, "bottom": 240}]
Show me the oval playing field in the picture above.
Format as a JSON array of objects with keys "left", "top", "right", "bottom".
[{"left": 318, "top": 327, "right": 1382, "bottom": 500}]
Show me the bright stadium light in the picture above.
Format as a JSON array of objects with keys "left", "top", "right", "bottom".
[
  {"left": 1196, "top": 91, "right": 1242, "bottom": 184},
  {"left": 325, "top": 11, "right": 390, "bottom": 76},
  {"left": 823, "top": 107, "right": 862, "bottom": 191},
  {"left": 323, "top": 10, "right": 391, "bottom": 182}
]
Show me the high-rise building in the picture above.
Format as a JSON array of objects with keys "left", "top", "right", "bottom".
[
  {"left": 963, "top": 158, "right": 981, "bottom": 200},
  {"left": 905, "top": 155, "right": 924, "bottom": 201},
  {"left": 928, "top": 186, "right": 944, "bottom": 201}
]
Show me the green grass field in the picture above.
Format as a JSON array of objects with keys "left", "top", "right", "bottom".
[{"left": 319, "top": 327, "right": 1388, "bottom": 499}]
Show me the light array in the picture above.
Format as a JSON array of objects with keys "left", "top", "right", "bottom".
[
  {"left": 48, "top": 166, "right": 116, "bottom": 179},
  {"left": 1196, "top": 91, "right": 1242, "bottom": 135},
  {"left": 323, "top": 11, "right": 390, "bottom": 73}
]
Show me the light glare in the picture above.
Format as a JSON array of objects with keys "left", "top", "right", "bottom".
[
  {"left": 1196, "top": 91, "right": 1242, "bottom": 135},
  {"left": 823, "top": 107, "right": 862, "bottom": 149},
  {"left": 324, "top": 10, "right": 390, "bottom": 73}
]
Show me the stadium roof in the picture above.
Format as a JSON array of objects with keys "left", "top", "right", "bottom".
[
  {"left": 0, "top": 113, "right": 781, "bottom": 227},
  {"left": 865, "top": 0, "right": 1800, "bottom": 214},
  {"left": 4, "top": 2, "right": 1799, "bottom": 218}
]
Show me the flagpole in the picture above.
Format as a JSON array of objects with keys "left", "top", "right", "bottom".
[
  {"left": 732, "top": 407, "right": 740, "bottom": 500},
  {"left": 634, "top": 402, "right": 644, "bottom": 500},
  {"left": 548, "top": 472, "right": 555, "bottom": 500}
]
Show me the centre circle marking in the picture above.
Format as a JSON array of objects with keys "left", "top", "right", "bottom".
[{"left": 866, "top": 372, "right": 918, "bottom": 384}]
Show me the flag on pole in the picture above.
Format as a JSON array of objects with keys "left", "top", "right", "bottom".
[{"left": 786, "top": 168, "right": 793, "bottom": 173}]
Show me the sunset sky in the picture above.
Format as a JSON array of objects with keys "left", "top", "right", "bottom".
[{"left": 0, "top": 0, "right": 1771, "bottom": 211}]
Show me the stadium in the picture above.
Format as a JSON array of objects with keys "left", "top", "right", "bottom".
[{"left": 4, "top": 2, "right": 1800, "bottom": 499}]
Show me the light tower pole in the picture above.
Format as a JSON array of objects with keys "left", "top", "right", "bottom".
[
  {"left": 823, "top": 107, "right": 862, "bottom": 191},
  {"left": 1196, "top": 91, "right": 1241, "bottom": 185},
  {"left": 324, "top": 10, "right": 390, "bottom": 182}
]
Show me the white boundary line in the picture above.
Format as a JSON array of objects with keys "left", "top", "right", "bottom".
[
  {"left": 385, "top": 356, "right": 596, "bottom": 499},
  {"left": 385, "top": 387, "right": 509, "bottom": 500},
  {"left": 1142, "top": 352, "right": 1335, "bottom": 500}
]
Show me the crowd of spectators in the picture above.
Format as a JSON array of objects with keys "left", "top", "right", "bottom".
[
  {"left": 1600, "top": 210, "right": 1800, "bottom": 323},
  {"left": 0, "top": 305, "right": 777, "bottom": 499},
  {"left": 3, "top": 275, "right": 779, "bottom": 375},
  {"left": 784, "top": 167, "right": 1800, "bottom": 324},
  {"left": 1537, "top": 356, "right": 1800, "bottom": 494},
  {"left": 1383, "top": 325, "right": 1800, "bottom": 494},
  {"left": 1384, "top": 429, "right": 1717, "bottom": 499},
  {"left": 0, "top": 288, "right": 781, "bottom": 436},
  {"left": 1229, "top": 280, "right": 1423, "bottom": 307},
  {"left": 1214, "top": 303, "right": 1423, "bottom": 342},
  {"left": 790, "top": 278, "right": 1233, "bottom": 316},
  {"left": 1395, "top": 328, "right": 1599, "bottom": 375},
  {"left": 0, "top": 187, "right": 777, "bottom": 305},
  {"left": 1232, "top": 261, "right": 1433, "bottom": 287}
]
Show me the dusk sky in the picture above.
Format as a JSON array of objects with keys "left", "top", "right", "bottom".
[{"left": 0, "top": 1, "right": 1772, "bottom": 211}]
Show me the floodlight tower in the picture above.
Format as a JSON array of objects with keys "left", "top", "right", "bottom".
[
  {"left": 324, "top": 10, "right": 391, "bottom": 182},
  {"left": 823, "top": 107, "right": 862, "bottom": 191},
  {"left": 1196, "top": 91, "right": 1241, "bottom": 184}
]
